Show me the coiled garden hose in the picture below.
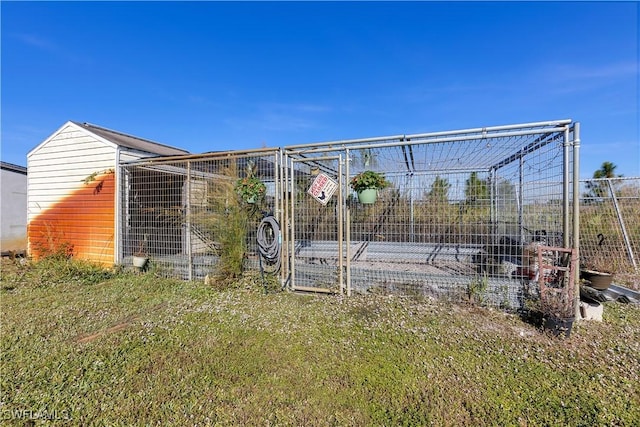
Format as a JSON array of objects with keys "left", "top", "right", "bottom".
[{"left": 257, "top": 214, "right": 281, "bottom": 274}]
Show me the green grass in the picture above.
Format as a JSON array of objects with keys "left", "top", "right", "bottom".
[{"left": 1, "top": 258, "right": 639, "bottom": 426}]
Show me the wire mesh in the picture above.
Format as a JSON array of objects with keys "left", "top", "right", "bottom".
[
  {"left": 579, "top": 177, "right": 639, "bottom": 289},
  {"left": 286, "top": 156, "right": 344, "bottom": 292},
  {"left": 284, "top": 121, "right": 576, "bottom": 307},
  {"left": 118, "top": 120, "right": 587, "bottom": 310},
  {"left": 120, "top": 151, "right": 279, "bottom": 280}
]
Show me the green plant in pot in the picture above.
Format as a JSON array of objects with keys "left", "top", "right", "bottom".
[
  {"left": 350, "top": 170, "right": 390, "bottom": 204},
  {"left": 235, "top": 175, "right": 266, "bottom": 204}
]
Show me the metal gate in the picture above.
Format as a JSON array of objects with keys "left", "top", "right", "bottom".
[{"left": 285, "top": 154, "right": 347, "bottom": 294}]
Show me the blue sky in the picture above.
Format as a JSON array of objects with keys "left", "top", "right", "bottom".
[{"left": 2, "top": 1, "right": 638, "bottom": 179}]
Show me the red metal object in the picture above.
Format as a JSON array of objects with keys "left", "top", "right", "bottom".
[{"left": 537, "top": 245, "right": 578, "bottom": 318}]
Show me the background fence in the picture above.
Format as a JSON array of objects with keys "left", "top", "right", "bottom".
[{"left": 579, "top": 177, "right": 639, "bottom": 289}]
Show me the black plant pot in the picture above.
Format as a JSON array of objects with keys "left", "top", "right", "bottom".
[
  {"left": 543, "top": 316, "right": 575, "bottom": 338},
  {"left": 580, "top": 269, "right": 614, "bottom": 291}
]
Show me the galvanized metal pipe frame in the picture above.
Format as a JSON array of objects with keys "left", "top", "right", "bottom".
[
  {"left": 284, "top": 120, "right": 578, "bottom": 299},
  {"left": 345, "top": 149, "right": 351, "bottom": 296},
  {"left": 285, "top": 128, "right": 571, "bottom": 158},
  {"left": 186, "top": 161, "right": 193, "bottom": 281},
  {"left": 286, "top": 119, "right": 573, "bottom": 152},
  {"left": 117, "top": 120, "right": 580, "bottom": 306},
  {"left": 287, "top": 154, "right": 346, "bottom": 294},
  {"left": 572, "top": 122, "right": 581, "bottom": 318}
]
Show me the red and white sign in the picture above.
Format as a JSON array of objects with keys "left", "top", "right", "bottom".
[{"left": 307, "top": 173, "right": 338, "bottom": 205}]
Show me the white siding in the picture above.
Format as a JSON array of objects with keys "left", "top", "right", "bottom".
[
  {"left": 27, "top": 123, "right": 116, "bottom": 220},
  {"left": 27, "top": 121, "right": 188, "bottom": 265},
  {"left": 27, "top": 122, "right": 117, "bottom": 264}
]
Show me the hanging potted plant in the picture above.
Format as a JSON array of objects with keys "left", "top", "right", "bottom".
[
  {"left": 235, "top": 175, "right": 266, "bottom": 204},
  {"left": 350, "top": 170, "right": 390, "bottom": 204}
]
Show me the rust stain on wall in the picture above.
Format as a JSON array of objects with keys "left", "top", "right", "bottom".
[{"left": 28, "top": 173, "right": 115, "bottom": 266}]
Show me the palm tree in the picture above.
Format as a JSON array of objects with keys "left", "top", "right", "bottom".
[
  {"left": 585, "top": 162, "right": 623, "bottom": 200},
  {"left": 593, "top": 161, "right": 621, "bottom": 179}
]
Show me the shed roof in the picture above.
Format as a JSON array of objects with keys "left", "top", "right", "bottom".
[
  {"left": 1, "top": 161, "right": 27, "bottom": 175},
  {"left": 73, "top": 122, "right": 189, "bottom": 156}
]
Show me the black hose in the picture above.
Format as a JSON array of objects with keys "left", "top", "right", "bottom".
[{"left": 257, "top": 215, "right": 281, "bottom": 273}]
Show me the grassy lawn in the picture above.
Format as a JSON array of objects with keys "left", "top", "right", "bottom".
[{"left": 1, "top": 258, "right": 639, "bottom": 426}]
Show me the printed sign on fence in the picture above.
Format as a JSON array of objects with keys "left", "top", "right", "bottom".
[{"left": 307, "top": 173, "right": 338, "bottom": 205}]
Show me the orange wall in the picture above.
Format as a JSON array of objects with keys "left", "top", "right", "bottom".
[{"left": 28, "top": 172, "right": 115, "bottom": 266}]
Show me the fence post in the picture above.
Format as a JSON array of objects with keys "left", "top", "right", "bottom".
[
  {"left": 572, "top": 122, "right": 581, "bottom": 319},
  {"left": 345, "top": 148, "right": 352, "bottom": 297},
  {"left": 186, "top": 161, "right": 193, "bottom": 281}
]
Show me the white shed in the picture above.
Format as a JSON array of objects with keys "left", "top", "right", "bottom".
[
  {"left": 27, "top": 121, "right": 189, "bottom": 265},
  {"left": 1, "top": 162, "right": 28, "bottom": 255}
]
